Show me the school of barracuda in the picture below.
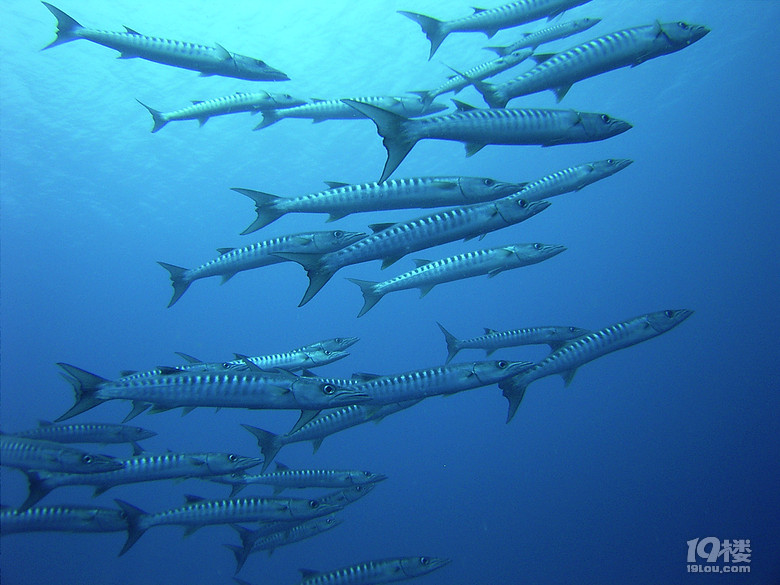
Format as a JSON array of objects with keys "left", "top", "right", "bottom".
[{"left": 1, "top": 1, "right": 708, "bottom": 583}]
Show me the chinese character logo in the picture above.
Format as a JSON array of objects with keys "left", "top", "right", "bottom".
[{"left": 687, "top": 538, "right": 751, "bottom": 574}]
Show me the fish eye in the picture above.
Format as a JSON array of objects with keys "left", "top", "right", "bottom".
[
  {"left": 517, "top": 199, "right": 527, "bottom": 208},
  {"left": 664, "top": 310, "right": 674, "bottom": 318},
  {"left": 363, "top": 471, "right": 372, "bottom": 477},
  {"left": 569, "top": 327, "right": 577, "bottom": 332},
  {"left": 308, "top": 500, "right": 319, "bottom": 509},
  {"left": 221, "top": 362, "right": 231, "bottom": 368},
  {"left": 601, "top": 114, "right": 611, "bottom": 123},
  {"left": 355, "top": 485, "right": 363, "bottom": 492},
  {"left": 607, "top": 159, "right": 614, "bottom": 164},
  {"left": 324, "top": 350, "right": 332, "bottom": 355},
  {"left": 326, "top": 517, "right": 335, "bottom": 524},
  {"left": 228, "top": 454, "right": 238, "bottom": 462},
  {"left": 82, "top": 455, "right": 93, "bottom": 464},
  {"left": 334, "top": 338, "right": 343, "bottom": 343},
  {"left": 483, "top": 178, "right": 495, "bottom": 186},
  {"left": 533, "top": 243, "right": 543, "bottom": 250},
  {"left": 285, "top": 94, "right": 292, "bottom": 99},
  {"left": 333, "top": 230, "right": 344, "bottom": 237},
  {"left": 420, "top": 557, "right": 429, "bottom": 565},
  {"left": 497, "top": 360, "right": 508, "bottom": 369},
  {"left": 255, "top": 59, "right": 266, "bottom": 66},
  {"left": 677, "top": 22, "right": 689, "bottom": 29},
  {"left": 322, "top": 384, "right": 336, "bottom": 395}
]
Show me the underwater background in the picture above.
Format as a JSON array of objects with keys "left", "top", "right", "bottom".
[{"left": 1, "top": 1, "right": 778, "bottom": 584}]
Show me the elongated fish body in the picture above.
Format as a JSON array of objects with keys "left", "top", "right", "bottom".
[
  {"left": 485, "top": 17, "right": 602, "bottom": 55},
  {"left": 116, "top": 494, "right": 340, "bottom": 555},
  {"left": 349, "top": 242, "right": 566, "bottom": 317},
  {"left": 159, "top": 229, "right": 365, "bottom": 307},
  {"left": 293, "top": 337, "right": 360, "bottom": 354},
  {"left": 233, "top": 176, "right": 526, "bottom": 232},
  {"left": 295, "top": 556, "right": 451, "bottom": 585},
  {"left": 21, "top": 452, "right": 260, "bottom": 510},
  {"left": 500, "top": 309, "right": 694, "bottom": 421},
  {"left": 242, "top": 401, "right": 422, "bottom": 470},
  {"left": 254, "top": 95, "right": 447, "bottom": 130},
  {"left": 399, "top": 0, "right": 593, "bottom": 58},
  {"left": 212, "top": 463, "right": 386, "bottom": 497},
  {"left": 41, "top": 3, "right": 288, "bottom": 81},
  {"left": 55, "top": 363, "right": 369, "bottom": 422},
  {"left": 0, "top": 435, "right": 123, "bottom": 474},
  {"left": 412, "top": 49, "right": 533, "bottom": 104},
  {"left": 138, "top": 91, "right": 306, "bottom": 133},
  {"left": 518, "top": 158, "right": 633, "bottom": 202},
  {"left": 477, "top": 21, "right": 711, "bottom": 106},
  {"left": 344, "top": 99, "right": 632, "bottom": 183},
  {"left": 281, "top": 198, "right": 550, "bottom": 306},
  {"left": 437, "top": 322, "right": 591, "bottom": 364},
  {"left": 0, "top": 505, "right": 128, "bottom": 535},
  {"left": 10, "top": 421, "right": 155, "bottom": 446}
]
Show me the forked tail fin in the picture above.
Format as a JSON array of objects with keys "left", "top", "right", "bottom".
[
  {"left": 114, "top": 499, "right": 150, "bottom": 556},
  {"left": 397, "top": 10, "right": 449, "bottom": 59},
  {"left": 136, "top": 100, "right": 168, "bottom": 133},
  {"left": 273, "top": 252, "right": 334, "bottom": 307},
  {"left": 436, "top": 322, "right": 462, "bottom": 364},
  {"left": 240, "top": 424, "right": 281, "bottom": 472},
  {"left": 346, "top": 279, "right": 384, "bottom": 318},
  {"left": 499, "top": 376, "right": 529, "bottom": 423},
  {"left": 55, "top": 363, "right": 110, "bottom": 421},
  {"left": 157, "top": 262, "right": 192, "bottom": 307},
  {"left": 231, "top": 188, "right": 285, "bottom": 233},
  {"left": 41, "top": 2, "right": 84, "bottom": 50}
]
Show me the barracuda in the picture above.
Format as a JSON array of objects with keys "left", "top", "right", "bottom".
[
  {"left": 254, "top": 95, "right": 447, "bottom": 131},
  {"left": 279, "top": 198, "right": 550, "bottom": 306},
  {"left": 344, "top": 99, "right": 632, "bottom": 183},
  {"left": 9, "top": 420, "right": 155, "bottom": 447},
  {"left": 0, "top": 435, "right": 123, "bottom": 475},
  {"left": 0, "top": 505, "right": 129, "bottom": 536},
  {"left": 211, "top": 463, "right": 385, "bottom": 498},
  {"left": 475, "top": 21, "right": 711, "bottom": 106},
  {"left": 233, "top": 175, "right": 526, "bottom": 232},
  {"left": 437, "top": 322, "right": 591, "bottom": 364},
  {"left": 399, "top": 0, "right": 593, "bottom": 58},
  {"left": 137, "top": 91, "right": 306, "bottom": 133},
  {"left": 20, "top": 451, "right": 260, "bottom": 510},
  {"left": 243, "top": 401, "right": 422, "bottom": 470},
  {"left": 158, "top": 229, "right": 365, "bottom": 307},
  {"left": 349, "top": 242, "right": 566, "bottom": 317},
  {"left": 115, "top": 493, "right": 341, "bottom": 555},
  {"left": 293, "top": 337, "right": 360, "bottom": 353},
  {"left": 275, "top": 556, "right": 451, "bottom": 585},
  {"left": 55, "top": 362, "right": 370, "bottom": 423},
  {"left": 411, "top": 49, "right": 533, "bottom": 105},
  {"left": 500, "top": 309, "right": 694, "bottom": 422},
  {"left": 485, "top": 18, "right": 602, "bottom": 55},
  {"left": 41, "top": 3, "right": 288, "bottom": 80},
  {"left": 518, "top": 158, "right": 633, "bottom": 201}
]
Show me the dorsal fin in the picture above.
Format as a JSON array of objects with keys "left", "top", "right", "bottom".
[
  {"left": 274, "top": 462, "right": 290, "bottom": 471},
  {"left": 214, "top": 43, "right": 232, "bottom": 61},
  {"left": 234, "top": 355, "right": 263, "bottom": 373},
  {"left": 217, "top": 248, "right": 234, "bottom": 255},
  {"left": 368, "top": 222, "right": 396, "bottom": 233},
  {"left": 530, "top": 53, "right": 557, "bottom": 65},
  {"left": 299, "top": 569, "right": 320, "bottom": 578},
  {"left": 412, "top": 258, "right": 432, "bottom": 268},
  {"left": 123, "top": 26, "right": 142, "bottom": 35},
  {"left": 184, "top": 494, "right": 206, "bottom": 504},
  {"left": 484, "top": 328, "right": 497, "bottom": 335},
  {"left": 175, "top": 352, "right": 202, "bottom": 364},
  {"left": 157, "top": 366, "right": 182, "bottom": 376},
  {"left": 324, "top": 181, "right": 350, "bottom": 189},
  {"left": 471, "top": 6, "right": 487, "bottom": 13},
  {"left": 351, "top": 372, "right": 381, "bottom": 381},
  {"left": 452, "top": 99, "right": 477, "bottom": 112}
]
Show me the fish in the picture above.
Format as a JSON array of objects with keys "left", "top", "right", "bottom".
[
  {"left": 227, "top": 515, "right": 342, "bottom": 574},
  {"left": 55, "top": 361, "right": 370, "bottom": 424},
  {"left": 278, "top": 198, "right": 550, "bottom": 306},
  {"left": 517, "top": 159, "right": 633, "bottom": 201},
  {"left": 232, "top": 176, "right": 527, "bottom": 231},
  {"left": 0, "top": 505, "right": 129, "bottom": 536},
  {"left": 410, "top": 49, "right": 533, "bottom": 105},
  {"left": 485, "top": 17, "right": 602, "bottom": 55},
  {"left": 349, "top": 242, "right": 566, "bottom": 317},
  {"left": 159, "top": 229, "right": 366, "bottom": 307},
  {"left": 292, "top": 337, "right": 360, "bottom": 354},
  {"left": 242, "top": 401, "right": 422, "bottom": 470},
  {"left": 254, "top": 95, "right": 447, "bottom": 130},
  {"left": 8, "top": 420, "right": 155, "bottom": 448},
  {"left": 343, "top": 99, "right": 632, "bottom": 182},
  {"left": 398, "top": 0, "right": 593, "bottom": 58},
  {"left": 437, "top": 322, "right": 591, "bottom": 364},
  {"left": 41, "top": 2, "right": 289, "bottom": 81},
  {"left": 473, "top": 21, "right": 711, "bottom": 106},
  {"left": 20, "top": 451, "right": 261, "bottom": 510},
  {"left": 500, "top": 309, "right": 694, "bottom": 422},
  {"left": 209, "top": 462, "right": 387, "bottom": 497},
  {"left": 115, "top": 493, "right": 342, "bottom": 555},
  {"left": 0, "top": 435, "right": 124, "bottom": 475},
  {"left": 137, "top": 91, "right": 307, "bottom": 133}
]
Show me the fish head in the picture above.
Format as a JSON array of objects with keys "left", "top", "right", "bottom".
[
  {"left": 313, "top": 513, "right": 343, "bottom": 531},
  {"left": 509, "top": 243, "right": 566, "bottom": 263},
  {"left": 302, "top": 348, "right": 350, "bottom": 367},
  {"left": 286, "top": 496, "right": 340, "bottom": 519},
  {"left": 309, "top": 230, "right": 367, "bottom": 252},
  {"left": 578, "top": 17, "right": 602, "bottom": 30},
  {"left": 400, "top": 556, "right": 451, "bottom": 577},
  {"left": 472, "top": 360, "right": 534, "bottom": 385},
  {"left": 657, "top": 21, "right": 710, "bottom": 48},
  {"left": 204, "top": 453, "right": 261, "bottom": 474},
  {"left": 578, "top": 112, "right": 633, "bottom": 140},
  {"left": 291, "top": 377, "right": 371, "bottom": 408},
  {"left": 300, "top": 336, "right": 360, "bottom": 353},
  {"left": 75, "top": 452, "right": 126, "bottom": 473},
  {"left": 589, "top": 158, "right": 634, "bottom": 178},
  {"left": 504, "top": 48, "right": 533, "bottom": 64},
  {"left": 319, "top": 484, "right": 377, "bottom": 507},
  {"left": 494, "top": 197, "right": 551, "bottom": 224},
  {"left": 458, "top": 176, "right": 525, "bottom": 202},
  {"left": 551, "top": 325, "right": 592, "bottom": 341},
  {"left": 268, "top": 92, "right": 307, "bottom": 108},
  {"left": 124, "top": 425, "right": 157, "bottom": 441},
  {"left": 349, "top": 470, "right": 388, "bottom": 485},
  {"left": 389, "top": 95, "right": 448, "bottom": 117},
  {"left": 644, "top": 309, "right": 694, "bottom": 333},
  {"left": 231, "top": 54, "right": 290, "bottom": 81}
]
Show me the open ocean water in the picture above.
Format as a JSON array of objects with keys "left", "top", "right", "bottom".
[{"left": 1, "top": 1, "right": 778, "bottom": 584}]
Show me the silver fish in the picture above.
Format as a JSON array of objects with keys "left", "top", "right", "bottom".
[
  {"left": 349, "top": 243, "right": 566, "bottom": 317},
  {"left": 233, "top": 176, "right": 526, "bottom": 232},
  {"left": 500, "top": 309, "right": 694, "bottom": 422},
  {"left": 1, "top": 505, "right": 128, "bottom": 536},
  {"left": 159, "top": 229, "right": 365, "bottom": 307},
  {"left": 485, "top": 17, "right": 601, "bottom": 55},
  {"left": 475, "top": 21, "right": 711, "bottom": 106},
  {"left": 9, "top": 420, "right": 155, "bottom": 446},
  {"left": 292, "top": 337, "right": 360, "bottom": 354},
  {"left": 0, "top": 435, "right": 123, "bottom": 475},
  {"left": 283, "top": 556, "right": 451, "bottom": 585},
  {"left": 343, "top": 99, "right": 632, "bottom": 182},
  {"left": 41, "top": 3, "right": 288, "bottom": 80},
  {"left": 518, "top": 159, "right": 633, "bottom": 202},
  {"left": 399, "top": 0, "right": 593, "bottom": 58}
]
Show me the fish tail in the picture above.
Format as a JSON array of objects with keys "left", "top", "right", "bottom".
[
  {"left": 499, "top": 377, "right": 529, "bottom": 424},
  {"left": 136, "top": 100, "right": 168, "bottom": 133},
  {"left": 114, "top": 499, "right": 149, "bottom": 556},
  {"left": 253, "top": 109, "right": 279, "bottom": 130},
  {"left": 463, "top": 75, "right": 506, "bottom": 109},
  {"left": 231, "top": 188, "right": 285, "bottom": 232},
  {"left": 346, "top": 279, "right": 384, "bottom": 317},
  {"left": 273, "top": 252, "right": 334, "bottom": 306},
  {"left": 157, "top": 262, "right": 192, "bottom": 307},
  {"left": 397, "top": 10, "right": 448, "bottom": 59},
  {"left": 240, "top": 424, "right": 281, "bottom": 472},
  {"left": 55, "top": 363, "right": 109, "bottom": 421},
  {"left": 223, "top": 544, "right": 251, "bottom": 574},
  {"left": 341, "top": 99, "right": 417, "bottom": 183},
  {"left": 41, "top": 2, "right": 84, "bottom": 49},
  {"left": 20, "top": 470, "right": 53, "bottom": 511},
  {"left": 483, "top": 45, "right": 508, "bottom": 57},
  {"left": 408, "top": 90, "right": 435, "bottom": 106},
  {"left": 436, "top": 322, "right": 461, "bottom": 364}
]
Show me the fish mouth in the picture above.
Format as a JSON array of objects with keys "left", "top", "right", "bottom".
[
  {"left": 368, "top": 473, "right": 388, "bottom": 483},
  {"left": 238, "top": 456, "right": 263, "bottom": 469},
  {"left": 333, "top": 390, "right": 372, "bottom": 403},
  {"left": 333, "top": 336, "right": 361, "bottom": 350},
  {"left": 546, "top": 244, "right": 567, "bottom": 257}
]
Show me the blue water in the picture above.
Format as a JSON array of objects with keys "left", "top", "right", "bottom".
[{"left": 1, "top": 1, "right": 778, "bottom": 584}]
